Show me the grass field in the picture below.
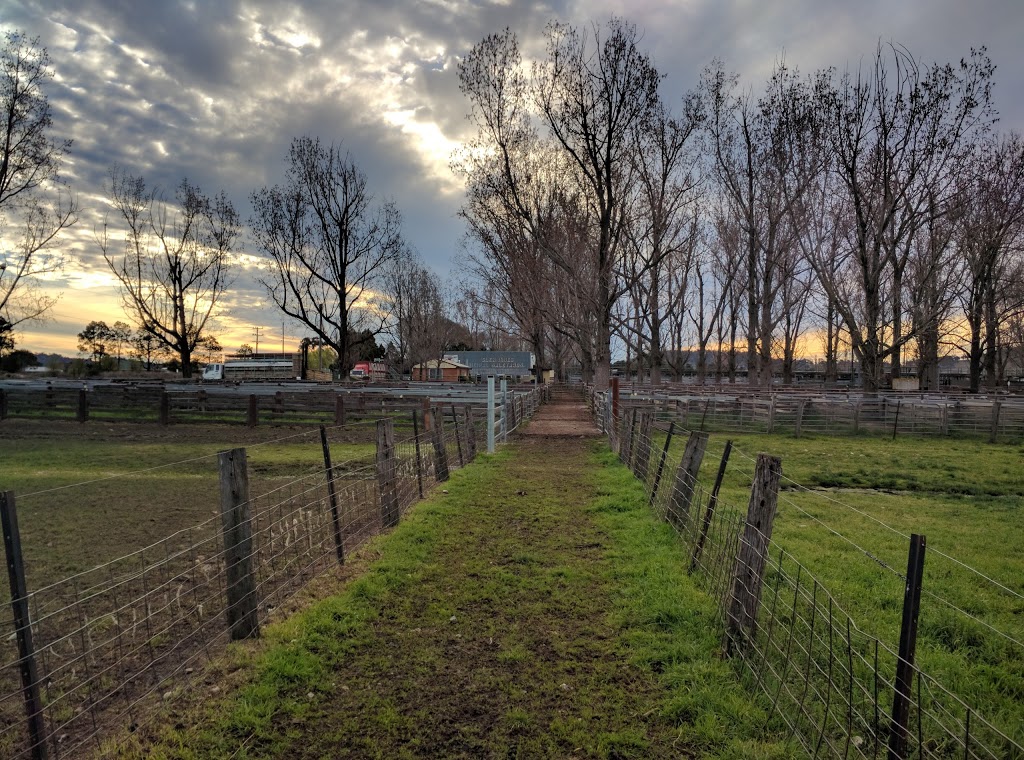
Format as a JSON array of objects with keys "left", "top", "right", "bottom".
[
  {"left": 1, "top": 417, "right": 1021, "bottom": 755},
  {"left": 653, "top": 428, "right": 1024, "bottom": 748},
  {"left": 112, "top": 435, "right": 794, "bottom": 759}
]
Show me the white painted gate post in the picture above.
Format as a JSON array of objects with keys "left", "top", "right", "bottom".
[{"left": 487, "top": 375, "right": 496, "bottom": 453}]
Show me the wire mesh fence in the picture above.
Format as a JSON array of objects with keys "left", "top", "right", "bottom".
[
  {"left": 609, "top": 406, "right": 1024, "bottom": 760},
  {"left": 590, "top": 386, "right": 1024, "bottom": 442},
  {"left": 0, "top": 387, "right": 543, "bottom": 759}
]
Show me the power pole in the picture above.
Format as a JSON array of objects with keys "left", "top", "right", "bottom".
[{"left": 252, "top": 326, "right": 262, "bottom": 356}]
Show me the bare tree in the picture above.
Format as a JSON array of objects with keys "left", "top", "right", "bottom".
[
  {"left": 702, "top": 61, "right": 822, "bottom": 388},
  {"left": 953, "top": 133, "right": 1024, "bottom": 392},
  {"left": 251, "top": 137, "right": 405, "bottom": 375},
  {"left": 814, "top": 44, "right": 994, "bottom": 393},
  {"left": 534, "top": 18, "right": 661, "bottom": 389},
  {"left": 383, "top": 250, "right": 458, "bottom": 374},
  {"left": 0, "top": 31, "right": 77, "bottom": 341},
  {"left": 617, "top": 96, "right": 703, "bottom": 384},
  {"left": 101, "top": 169, "right": 238, "bottom": 378}
]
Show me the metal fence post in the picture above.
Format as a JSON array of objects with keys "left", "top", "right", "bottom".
[
  {"left": 318, "top": 426, "right": 345, "bottom": 564},
  {"left": 217, "top": 449, "right": 260, "bottom": 641},
  {"left": 650, "top": 422, "right": 675, "bottom": 505},
  {"left": 376, "top": 419, "right": 399, "bottom": 528},
  {"left": 1, "top": 491, "right": 48, "bottom": 760},
  {"left": 888, "top": 533, "right": 927, "bottom": 760},
  {"left": 690, "top": 440, "right": 733, "bottom": 573},
  {"left": 487, "top": 376, "right": 495, "bottom": 453},
  {"left": 500, "top": 378, "right": 508, "bottom": 441},
  {"left": 725, "top": 453, "right": 782, "bottom": 655}
]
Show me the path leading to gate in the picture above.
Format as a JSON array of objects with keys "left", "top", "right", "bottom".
[{"left": 137, "top": 390, "right": 787, "bottom": 759}]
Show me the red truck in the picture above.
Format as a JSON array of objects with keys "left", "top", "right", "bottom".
[{"left": 349, "top": 360, "right": 387, "bottom": 381}]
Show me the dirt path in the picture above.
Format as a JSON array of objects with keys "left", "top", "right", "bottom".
[{"left": 249, "top": 392, "right": 690, "bottom": 758}]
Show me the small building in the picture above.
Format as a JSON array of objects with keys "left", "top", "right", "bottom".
[{"left": 412, "top": 358, "right": 471, "bottom": 382}]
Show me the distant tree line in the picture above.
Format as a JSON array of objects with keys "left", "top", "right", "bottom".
[
  {"left": 3, "top": 25, "right": 1023, "bottom": 392},
  {"left": 454, "top": 20, "right": 1024, "bottom": 393}
]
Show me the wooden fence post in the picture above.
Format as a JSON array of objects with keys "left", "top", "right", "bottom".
[
  {"left": 691, "top": 441, "right": 733, "bottom": 573},
  {"left": 0, "top": 388, "right": 7, "bottom": 420},
  {"left": 411, "top": 411, "right": 425, "bottom": 498},
  {"left": 334, "top": 395, "right": 346, "bottom": 426},
  {"left": 463, "top": 407, "right": 477, "bottom": 461},
  {"left": 853, "top": 402, "right": 861, "bottom": 435},
  {"left": 1, "top": 492, "right": 48, "bottom": 760},
  {"left": 422, "top": 398, "right": 432, "bottom": 431},
  {"left": 377, "top": 419, "right": 399, "bottom": 528},
  {"left": 794, "top": 400, "right": 806, "bottom": 438},
  {"left": 318, "top": 426, "right": 345, "bottom": 564},
  {"left": 724, "top": 453, "right": 782, "bottom": 655},
  {"left": 990, "top": 401, "right": 1002, "bottom": 443},
  {"left": 76, "top": 388, "right": 89, "bottom": 423},
  {"left": 667, "top": 431, "right": 709, "bottom": 533},
  {"left": 430, "top": 407, "right": 449, "bottom": 482},
  {"left": 634, "top": 412, "right": 653, "bottom": 479},
  {"left": 217, "top": 449, "right": 259, "bottom": 641},
  {"left": 451, "top": 406, "right": 465, "bottom": 467},
  {"left": 246, "top": 395, "right": 258, "bottom": 427},
  {"left": 888, "top": 534, "right": 927, "bottom": 760},
  {"left": 767, "top": 397, "right": 776, "bottom": 434},
  {"left": 158, "top": 391, "right": 170, "bottom": 425}
]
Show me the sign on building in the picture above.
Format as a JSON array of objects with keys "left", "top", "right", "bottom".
[{"left": 444, "top": 351, "right": 533, "bottom": 378}]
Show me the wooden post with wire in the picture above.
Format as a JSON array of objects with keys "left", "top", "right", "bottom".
[
  {"left": 430, "top": 406, "right": 449, "bottom": 482},
  {"left": 376, "top": 419, "right": 399, "bottom": 528},
  {"left": 217, "top": 449, "right": 260, "bottom": 641},
  {"left": 463, "top": 407, "right": 476, "bottom": 461},
  {"left": 318, "top": 425, "right": 345, "bottom": 564},
  {"left": 1, "top": 491, "right": 48, "bottom": 760},
  {"left": 634, "top": 412, "right": 653, "bottom": 479},
  {"left": 667, "top": 431, "right": 709, "bottom": 533},
  {"left": 411, "top": 410, "right": 425, "bottom": 498},
  {"left": 724, "top": 453, "right": 781, "bottom": 655},
  {"left": 691, "top": 440, "right": 733, "bottom": 573},
  {"left": 451, "top": 405, "right": 464, "bottom": 467},
  {"left": 246, "top": 394, "right": 258, "bottom": 427}
]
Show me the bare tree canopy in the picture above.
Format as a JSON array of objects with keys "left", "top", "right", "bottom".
[
  {"left": 0, "top": 31, "right": 77, "bottom": 347},
  {"left": 250, "top": 136, "right": 406, "bottom": 375},
  {"left": 100, "top": 168, "right": 239, "bottom": 378}
]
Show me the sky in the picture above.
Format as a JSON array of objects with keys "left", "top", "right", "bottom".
[{"left": 2, "top": 0, "right": 1023, "bottom": 357}]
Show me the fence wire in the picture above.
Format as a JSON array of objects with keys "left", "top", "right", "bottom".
[
  {"left": 0, "top": 387, "right": 543, "bottom": 758},
  {"left": 607, "top": 403, "right": 1024, "bottom": 760}
]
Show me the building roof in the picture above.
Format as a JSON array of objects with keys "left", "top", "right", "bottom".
[{"left": 412, "top": 358, "right": 471, "bottom": 370}]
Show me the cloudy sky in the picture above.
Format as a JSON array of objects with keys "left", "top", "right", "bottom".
[{"left": 3, "top": 0, "right": 1022, "bottom": 356}]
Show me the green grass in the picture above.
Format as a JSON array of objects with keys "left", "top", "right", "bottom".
[
  {"left": 649, "top": 428, "right": 1024, "bottom": 747},
  {"left": 119, "top": 436, "right": 793, "bottom": 759}
]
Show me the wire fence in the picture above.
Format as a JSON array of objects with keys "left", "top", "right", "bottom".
[
  {"left": 592, "top": 385, "right": 1024, "bottom": 442},
  {"left": 609, "top": 403, "right": 1024, "bottom": 760},
  {"left": 0, "top": 387, "right": 545, "bottom": 759}
]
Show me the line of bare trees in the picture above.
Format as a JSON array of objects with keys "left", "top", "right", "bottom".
[{"left": 455, "top": 20, "right": 1024, "bottom": 394}]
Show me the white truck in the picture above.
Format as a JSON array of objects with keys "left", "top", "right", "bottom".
[{"left": 202, "top": 359, "right": 297, "bottom": 381}]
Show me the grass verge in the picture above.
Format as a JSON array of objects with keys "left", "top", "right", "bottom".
[{"left": 119, "top": 435, "right": 793, "bottom": 759}]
